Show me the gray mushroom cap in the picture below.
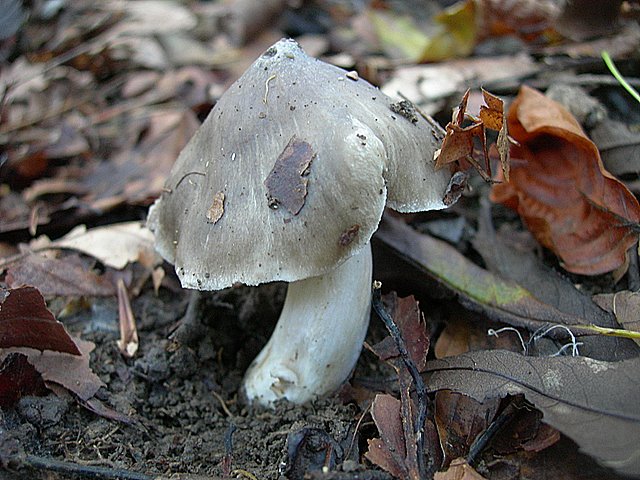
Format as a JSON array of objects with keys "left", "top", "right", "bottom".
[{"left": 148, "top": 38, "right": 451, "bottom": 291}]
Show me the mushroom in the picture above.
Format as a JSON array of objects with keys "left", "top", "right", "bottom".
[{"left": 148, "top": 39, "right": 452, "bottom": 406}]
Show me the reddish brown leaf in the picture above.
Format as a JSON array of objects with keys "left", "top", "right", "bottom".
[
  {"left": 435, "top": 123, "right": 478, "bottom": 169},
  {"left": 369, "top": 293, "right": 430, "bottom": 371},
  {"left": 0, "top": 353, "right": 49, "bottom": 408},
  {"left": 0, "top": 286, "right": 81, "bottom": 355},
  {"left": 491, "top": 86, "right": 640, "bottom": 275},
  {"left": 365, "top": 394, "right": 408, "bottom": 479},
  {"left": 434, "top": 390, "right": 500, "bottom": 464},
  {"left": 1, "top": 338, "right": 105, "bottom": 401}
]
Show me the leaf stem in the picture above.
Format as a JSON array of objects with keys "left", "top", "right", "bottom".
[{"left": 602, "top": 51, "right": 640, "bottom": 104}]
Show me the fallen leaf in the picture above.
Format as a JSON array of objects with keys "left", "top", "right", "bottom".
[
  {"left": 592, "top": 291, "right": 640, "bottom": 347},
  {"left": 365, "top": 394, "right": 409, "bottom": 479},
  {"left": 376, "top": 215, "right": 640, "bottom": 361},
  {"left": 381, "top": 54, "right": 539, "bottom": 116},
  {"left": 590, "top": 119, "right": 640, "bottom": 179},
  {"left": 6, "top": 254, "right": 117, "bottom": 297},
  {"left": 434, "top": 457, "right": 487, "bottom": 480},
  {"left": 1, "top": 338, "right": 105, "bottom": 401},
  {"left": 474, "top": 0, "right": 559, "bottom": 43},
  {"left": 435, "top": 89, "right": 508, "bottom": 182},
  {"left": 0, "top": 353, "right": 49, "bottom": 408},
  {"left": 368, "top": 293, "right": 429, "bottom": 370},
  {"left": 365, "top": 292, "right": 436, "bottom": 480},
  {"left": 490, "top": 85, "right": 640, "bottom": 275},
  {"left": 480, "top": 89, "right": 509, "bottom": 180},
  {"left": 434, "top": 390, "right": 500, "bottom": 464},
  {"left": 425, "top": 350, "right": 640, "bottom": 477},
  {"left": 264, "top": 136, "right": 315, "bottom": 216},
  {"left": 116, "top": 278, "right": 139, "bottom": 358},
  {"left": 471, "top": 199, "right": 639, "bottom": 359},
  {"left": 51, "top": 221, "right": 161, "bottom": 269},
  {"left": 0, "top": 286, "right": 80, "bottom": 355}
]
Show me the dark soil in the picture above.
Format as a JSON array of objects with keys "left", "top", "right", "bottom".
[{"left": 1, "top": 282, "right": 385, "bottom": 479}]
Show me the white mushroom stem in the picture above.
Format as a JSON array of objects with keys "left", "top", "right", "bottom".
[{"left": 243, "top": 243, "right": 373, "bottom": 406}]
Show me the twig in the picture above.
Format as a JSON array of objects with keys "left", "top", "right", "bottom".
[
  {"left": 221, "top": 423, "right": 237, "bottom": 477},
  {"left": 19, "top": 454, "right": 154, "bottom": 480},
  {"left": 371, "top": 282, "right": 428, "bottom": 478}
]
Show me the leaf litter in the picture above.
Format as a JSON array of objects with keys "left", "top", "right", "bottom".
[{"left": 2, "top": 0, "right": 640, "bottom": 479}]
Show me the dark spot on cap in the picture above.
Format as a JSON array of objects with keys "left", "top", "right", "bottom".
[
  {"left": 339, "top": 224, "right": 360, "bottom": 247},
  {"left": 262, "top": 46, "right": 277, "bottom": 58}
]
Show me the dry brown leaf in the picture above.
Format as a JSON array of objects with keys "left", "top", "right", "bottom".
[
  {"left": 365, "top": 394, "right": 408, "bottom": 479},
  {"left": 434, "top": 458, "right": 487, "bottom": 480},
  {"left": 434, "top": 390, "right": 500, "bottom": 464},
  {"left": 6, "top": 253, "right": 117, "bottom": 297},
  {"left": 0, "top": 338, "right": 105, "bottom": 401},
  {"left": 490, "top": 86, "right": 640, "bottom": 275},
  {"left": 435, "top": 89, "right": 508, "bottom": 183},
  {"left": 116, "top": 278, "right": 139, "bottom": 358}
]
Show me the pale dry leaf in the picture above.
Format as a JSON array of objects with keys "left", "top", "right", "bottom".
[
  {"left": 52, "top": 221, "right": 161, "bottom": 269},
  {"left": 434, "top": 458, "right": 487, "bottom": 480}
]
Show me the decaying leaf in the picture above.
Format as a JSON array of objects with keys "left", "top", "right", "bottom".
[
  {"left": 116, "top": 278, "right": 139, "bottom": 358},
  {"left": 0, "top": 353, "right": 49, "bottom": 408},
  {"left": 0, "top": 286, "right": 81, "bottom": 355},
  {"left": 592, "top": 291, "right": 640, "bottom": 347},
  {"left": 434, "top": 458, "right": 487, "bottom": 480},
  {"left": 6, "top": 254, "right": 118, "bottom": 297},
  {"left": 376, "top": 215, "right": 640, "bottom": 361},
  {"left": 425, "top": 350, "right": 640, "bottom": 477},
  {"left": 365, "top": 394, "right": 409, "bottom": 479},
  {"left": 490, "top": 85, "right": 640, "bottom": 275},
  {"left": 51, "top": 221, "right": 161, "bottom": 269},
  {"left": 435, "top": 88, "right": 509, "bottom": 182},
  {"left": 264, "top": 136, "right": 315, "bottom": 216},
  {"left": 479, "top": 89, "right": 509, "bottom": 181},
  {"left": 365, "top": 293, "right": 436, "bottom": 480},
  {"left": 368, "top": 293, "right": 429, "bottom": 370},
  {"left": 1, "top": 338, "right": 105, "bottom": 402},
  {"left": 434, "top": 390, "right": 500, "bottom": 464}
]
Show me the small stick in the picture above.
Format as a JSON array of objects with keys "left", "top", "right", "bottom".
[
  {"left": 221, "top": 423, "right": 237, "bottom": 477},
  {"left": 20, "top": 454, "right": 154, "bottom": 480},
  {"left": 371, "top": 282, "right": 428, "bottom": 477}
]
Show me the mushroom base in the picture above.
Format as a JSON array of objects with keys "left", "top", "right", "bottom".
[{"left": 242, "top": 243, "right": 373, "bottom": 406}]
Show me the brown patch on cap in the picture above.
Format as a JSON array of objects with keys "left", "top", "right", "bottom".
[
  {"left": 339, "top": 224, "right": 360, "bottom": 246},
  {"left": 206, "top": 191, "right": 225, "bottom": 224},
  {"left": 264, "top": 136, "right": 315, "bottom": 215},
  {"left": 443, "top": 171, "right": 467, "bottom": 206}
]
